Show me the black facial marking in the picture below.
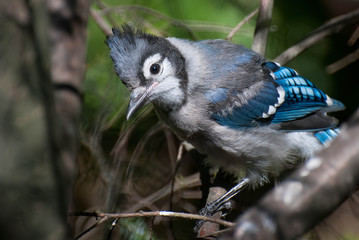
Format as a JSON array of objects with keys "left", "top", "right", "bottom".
[
  {"left": 167, "top": 49, "right": 188, "bottom": 97},
  {"left": 107, "top": 24, "right": 189, "bottom": 104}
]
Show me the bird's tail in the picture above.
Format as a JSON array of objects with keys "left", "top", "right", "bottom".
[{"left": 314, "top": 128, "right": 340, "bottom": 144}]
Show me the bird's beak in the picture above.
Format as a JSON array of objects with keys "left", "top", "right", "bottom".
[{"left": 126, "top": 82, "right": 159, "bottom": 120}]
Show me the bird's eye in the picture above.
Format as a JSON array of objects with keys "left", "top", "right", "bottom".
[{"left": 150, "top": 63, "right": 161, "bottom": 75}]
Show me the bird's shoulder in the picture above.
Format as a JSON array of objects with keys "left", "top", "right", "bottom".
[{"left": 167, "top": 38, "right": 264, "bottom": 71}]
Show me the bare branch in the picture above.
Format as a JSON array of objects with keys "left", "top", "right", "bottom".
[
  {"left": 101, "top": 5, "right": 197, "bottom": 38},
  {"left": 70, "top": 210, "right": 234, "bottom": 234},
  {"left": 75, "top": 216, "right": 109, "bottom": 239},
  {"left": 170, "top": 143, "right": 185, "bottom": 210},
  {"left": 252, "top": 0, "right": 275, "bottom": 55},
  {"left": 326, "top": 47, "right": 359, "bottom": 74},
  {"left": 93, "top": 0, "right": 118, "bottom": 27},
  {"left": 274, "top": 8, "right": 359, "bottom": 65},
  {"left": 99, "top": 5, "right": 235, "bottom": 38},
  {"left": 225, "top": 107, "right": 359, "bottom": 240},
  {"left": 126, "top": 172, "right": 201, "bottom": 212},
  {"left": 90, "top": 8, "right": 112, "bottom": 35},
  {"left": 226, "top": 9, "right": 259, "bottom": 41},
  {"left": 101, "top": 211, "right": 234, "bottom": 227},
  {"left": 348, "top": 24, "right": 359, "bottom": 46}
]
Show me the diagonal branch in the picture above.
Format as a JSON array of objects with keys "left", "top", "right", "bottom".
[
  {"left": 226, "top": 9, "right": 259, "bottom": 41},
  {"left": 126, "top": 172, "right": 201, "bottom": 213},
  {"left": 90, "top": 8, "right": 112, "bottom": 35},
  {"left": 274, "top": 8, "right": 359, "bottom": 65},
  {"left": 326, "top": 47, "right": 359, "bottom": 74}
]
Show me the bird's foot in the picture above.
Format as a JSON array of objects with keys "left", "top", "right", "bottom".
[
  {"left": 194, "top": 178, "right": 250, "bottom": 234},
  {"left": 199, "top": 200, "right": 232, "bottom": 217},
  {"left": 194, "top": 198, "right": 233, "bottom": 233}
]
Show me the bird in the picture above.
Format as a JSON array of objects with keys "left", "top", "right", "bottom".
[{"left": 106, "top": 25, "right": 344, "bottom": 218}]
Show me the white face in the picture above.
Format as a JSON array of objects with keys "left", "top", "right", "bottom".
[{"left": 141, "top": 53, "right": 185, "bottom": 106}]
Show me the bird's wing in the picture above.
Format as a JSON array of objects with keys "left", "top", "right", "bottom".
[
  {"left": 204, "top": 80, "right": 285, "bottom": 128},
  {"left": 264, "top": 62, "right": 344, "bottom": 123},
  {"left": 204, "top": 61, "right": 344, "bottom": 130}
]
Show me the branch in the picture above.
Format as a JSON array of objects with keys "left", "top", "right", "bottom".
[
  {"left": 252, "top": 0, "right": 275, "bottom": 55},
  {"left": 100, "top": 211, "right": 233, "bottom": 227},
  {"left": 70, "top": 210, "right": 234, "bottom": 238},
  {"left": 274, "top": 8, "right": 359, "bottom": 65},
  {"left": 348, "top": 24, "right": 359, "bottom": 46},
  {"left": 100, "top": 5, "right": 197, "bottom": 38},
  {"left": 226, "top": 9, "right": 259, "bottom": 41},
  {"left": 126, "top": 172, "right": 201, "bottom": 212},
  {"left": 93, "top": 0, "right": 118, "bottom": 27},
  {"left": 75, "top": 216, "right": 109, "bottom": 239},
  {"left": 225, "top": 107, "right": 359, "bottom": 240},
  {"left": 100, "top": 5, "right": 235, "bottom": 38},
  {"left": 326, "top": 47, "right": 359, "bottom": 74},
  {"left": 90, "top": 8, "right": 112, "bottom": 35}
]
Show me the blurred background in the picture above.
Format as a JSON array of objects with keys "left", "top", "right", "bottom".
[{"left": 1, "top": 0, "right": 359, "bottom": 239}]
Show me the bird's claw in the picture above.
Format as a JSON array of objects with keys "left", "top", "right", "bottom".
[{"left": 194, "top": 200, "right": 233, "bottom": 233}]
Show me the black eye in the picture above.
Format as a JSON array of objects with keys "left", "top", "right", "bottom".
[{"left": 150, "top": 63, "right": 161, "bottom": 74}]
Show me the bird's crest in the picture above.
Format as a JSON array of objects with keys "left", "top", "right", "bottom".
[{"left": 106, "top": 25, "right": 160, "bottom": 89}]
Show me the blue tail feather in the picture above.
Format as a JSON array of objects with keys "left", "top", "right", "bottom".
[{"left": 314, "top": 128, "right": 340, "bottom": 144}]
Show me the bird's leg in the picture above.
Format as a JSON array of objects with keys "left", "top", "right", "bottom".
[
  {"left": 196, "top": 187, "right": 227, "bottom": 238},
  {"left": 194, "top": 178, "right": 250, "bottom": 233},
  {"left": 200, "top": 177, "right": 250, "bottom": 216}
]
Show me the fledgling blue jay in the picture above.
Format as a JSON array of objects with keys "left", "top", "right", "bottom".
[{"left": 106, "top": 25, "right": 344, "bottom": 215}]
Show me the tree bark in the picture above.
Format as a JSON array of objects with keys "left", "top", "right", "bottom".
[
  {"left": 0, "top": 0, "right": 90, "bottom": 239},
  {"left": 224, "top": 108, "right": 359, "bottom": 240}
]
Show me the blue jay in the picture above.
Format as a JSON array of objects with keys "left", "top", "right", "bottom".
[{"left": 106, "top": 25, "right": 344, "bottom": 216}]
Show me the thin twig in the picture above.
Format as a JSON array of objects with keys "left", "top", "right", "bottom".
[
  {"left": 75, "top": 215, "right": 109, "bottom": 239},
  {"left": 170, "top": 143, "right": 185, "bottom": 210},
  {"left": 326, "top": 47, "right": 359, "bottom": 74},
  {"left": 348, "top": 24, "right": 359, "bottom": 46},
  {"left": 100, "top": 5, "right": 237, "bottom": 38},
  {"left": 201, "top": 228, "right": 232, "bottom": 239},
  {"left": 70, "top": 210, "right": 235, "bottom": 228},
  {"left": 101, "top": 5, "right": 197, "bottom": 39},
  {"left": 94, "top": 0, "right": 118, "bottom": 27},
  {"left": 125, "top": 172, "right": 201, "bottom": 213},
  {"left": 274, "top": 8, "right": 359, "bottom": 65},
  {"left": 226, "top": 9, "right": 259, "bottom": 41},
  {"left": 169, "top": 143, "right": 185, "bottom": 239},
  {"left": 90, "top": 8, "right": 112, "bottom": 35},
  {"left": 125, "top": 122, "right": 164, "bottom": 180},
  {"left": 106, "top": 218, "right": 119, "bottom": 240},
  {"left": 252, "top": 0, "right": 275, "bottom": 56}
]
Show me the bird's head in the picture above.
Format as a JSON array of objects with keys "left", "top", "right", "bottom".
[{"left": 106, "top": 25, "right": 187, "bottom": 120}]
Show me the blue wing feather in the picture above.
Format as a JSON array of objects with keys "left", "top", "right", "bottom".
[
  {"left": 207, "top": 81, "right": 281, "bottom": 128},
  {"left": 204, "top": 88, "right": 230, "bottom": 103},
  {"left": 268, "top": 62, "right": 344, "bottom": 123},
  {"left": 206, "top": 61, "right": 344, "bottom": 130}
]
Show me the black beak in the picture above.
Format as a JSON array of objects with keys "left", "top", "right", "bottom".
[{"left": 126, "top": 82, "right": 159, "bottom": 120}]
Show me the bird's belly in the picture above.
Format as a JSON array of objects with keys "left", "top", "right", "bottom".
[
  {"left": 155, "top": 107, "right": 322, "bottom": 185},
  {"left": 186, "top": 126, "right": 322, "bottom": 185}
]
